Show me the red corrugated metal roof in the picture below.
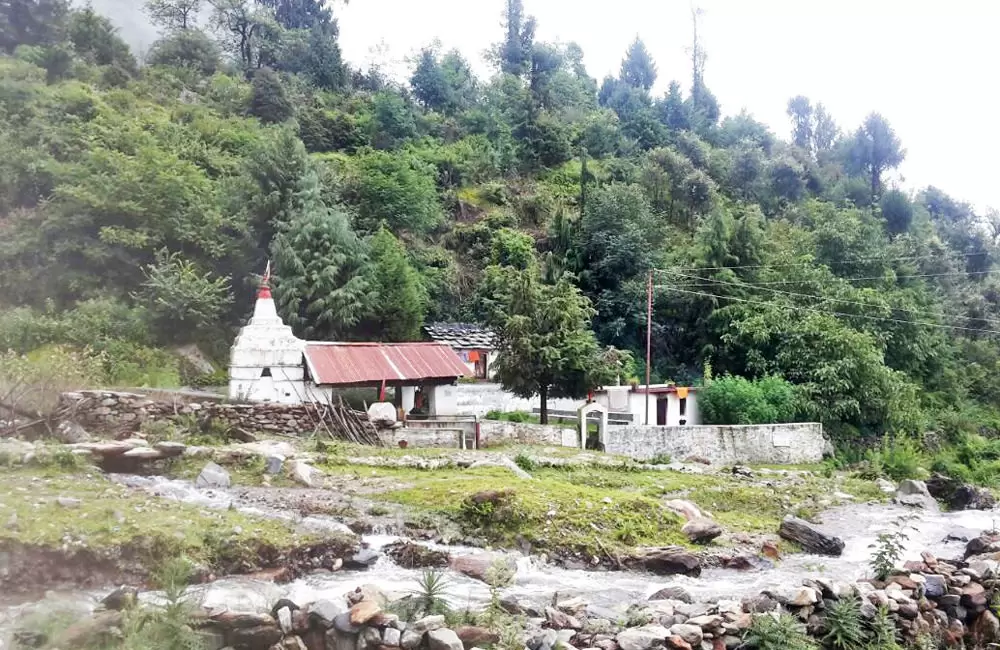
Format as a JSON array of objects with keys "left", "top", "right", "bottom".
[{"left": 304, "top": 342, "right": 469, "bottom": 385}]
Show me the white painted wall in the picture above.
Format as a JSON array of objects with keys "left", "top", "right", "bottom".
[{"left": 428, "top": 384, "right": 459, "bottom": 416}]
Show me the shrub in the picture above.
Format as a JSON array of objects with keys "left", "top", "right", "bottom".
[
  {"left": 513, "top": 452, "right": 537, "bottom": 472},
  {"left": 822, "top": 595, "right": 865, "bottom": 650},
  {"left": 699, "top": 374, "right": 800, "bottom": 425},
  {"left": 865, "top": 436, "right": 927, "bottom": 481},
  {"left": 744, "top": 614, "right": 816, "bottom": 650}
]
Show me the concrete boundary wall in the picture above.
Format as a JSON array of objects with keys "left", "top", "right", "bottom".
[{"left": 603, "top": 423, "right": 827, "bottom": 465}]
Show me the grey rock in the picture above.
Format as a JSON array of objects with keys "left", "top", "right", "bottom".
[
  {"left": 667, "top": 624, "right": 703, "bottom": 646},
  {"left": 616, "top": 625, "right": 670, "bottom": 650},
  {"left": 265, "top": 455, "right": 285, "bottom": 475},
  {"left": 681, "top": 518, "right": 722, "bottom": 544},
  {"left": 428, "top": 629, "right": 464, "bottom": 650},
  {"left": 358, "top": 626, "right": 382, "bottom": 650},
  {"left": 309, "top": 599, "right": 346, "bottom": 627},
  {"left": 924, "top": 575, "right": 947, "bottom": 598},
  {"left": 401, "top": 628, "right": 425, "bottom": 650},
  {"left": 196, "top": 462, "right": 231, "bottom": 488},
  {"left": 57, "top": 497, "right": 82, "bottom": 508},
  {"left": 413, "top": 615, "right": 447, "bottom": 633},
  {"left": 778, "top": 516, "right": 845, "bottom": 556},
  {"left": 346, "top": 547, "right": 381, "bottom": 569},
  {"left": 894, "top": 480, "right": 938, "bottom": 510},
  {"left": 101, "top": 586, "right": 139, "bottom": 611},
  {"left": 384, "top": 628, "right": 402, "bottom": 647}
]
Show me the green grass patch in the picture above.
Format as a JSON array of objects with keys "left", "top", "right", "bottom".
[
  {"left": 380, "top": 465, "right": 688, "bottom": 556},
  {"left": 0, "top": 469, "right": 324, "bottom": 568}
]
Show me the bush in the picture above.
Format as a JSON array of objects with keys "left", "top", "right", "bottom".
[
  {"left": 864, "top": 436, "right": 927, "bottom": 481},
  {"left": 699, "top": 374, "right": 800, "bottom": 425},
  {"left": 744, "top": 614, "right": 816, "bottom": 650},
  {"left": 0, "top": 346, "right": 105, "bottom": 418}
]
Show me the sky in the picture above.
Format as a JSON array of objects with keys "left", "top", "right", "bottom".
[{"left": 336, "top": 0, "right": 1000, "bottom": 212}]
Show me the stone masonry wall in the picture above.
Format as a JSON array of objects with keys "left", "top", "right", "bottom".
[
  {"left": 60, "top": 390, "right": 329, "bottom": 437},
  {"left": 380, "top": 421, "right": 579, "bottom": 449},
  {"left": 479, "top": 420, "right": 579, "bottom": 447},
  {"left": 603, "top": 422, "right": 828, "bottom": 465}
]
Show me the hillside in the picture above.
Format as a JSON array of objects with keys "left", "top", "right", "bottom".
[{"left": 2, "top": 0, "right": 1000, "bottom": 464}]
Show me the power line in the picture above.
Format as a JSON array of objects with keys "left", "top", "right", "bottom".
[
  {"left": 670, "top": 269, "right": 1000, "bottom": 288},
  {"left": 659, "top": 251, "right": 993, "bottom": 273},
  {"left": 661, "top": 270, "right": 1000, "bottom": 327},
  {"left": 655, "top": 284, "right": 1000, "bottom": 336}
]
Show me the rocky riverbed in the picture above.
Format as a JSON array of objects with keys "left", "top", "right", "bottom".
[{"left": 3, "top": 434, "right": 1000, "bottom": 650}]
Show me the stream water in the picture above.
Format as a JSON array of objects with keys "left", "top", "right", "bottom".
[{"left": 2, "top": 474, "right": 997, "bottom": 641}]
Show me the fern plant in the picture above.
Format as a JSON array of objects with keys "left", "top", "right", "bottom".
[
  {"left": 744, "top": 614, "right": 817, "bottom": 650},
  {"left": 822, "top": 595, "right": 865, "bottom": 650}
]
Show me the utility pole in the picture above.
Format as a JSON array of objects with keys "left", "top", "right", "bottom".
[{"left": 645, "top": 269, "right": 653, "bottom": 425}]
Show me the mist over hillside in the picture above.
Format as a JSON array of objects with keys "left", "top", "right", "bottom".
[{"left": 74, "top": 0, "right": 162, "bottom": 53}]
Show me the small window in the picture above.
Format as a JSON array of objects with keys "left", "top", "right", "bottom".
[
  {"left": 679, "top": 397, "right": 687, "bottom": 417},
  {"left": 261, "top": 368, "right": 272, "bottom": 378}
]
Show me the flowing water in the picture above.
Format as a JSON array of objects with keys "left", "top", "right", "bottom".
[{"left": 2, "top": 474, "right": 997, "bottom": 642}]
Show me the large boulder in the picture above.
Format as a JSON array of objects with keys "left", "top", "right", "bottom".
[
  {"left": 648, "top": 586, "right": 692, "bottom": 604},
  {"left": 633, "top": 547, "right": 701, "bottom": 577},
  {"left": 778, "top": 516, "right": 844, "bottom": 556},
  {"left": 449, "top": 554, "right": 514, "bottom": 583},
  {"left": 894, "top": 480, "right": 938, "bottom": 510},
  {"left": 681, "top": 518, "right": 722, "bottom": 544}
]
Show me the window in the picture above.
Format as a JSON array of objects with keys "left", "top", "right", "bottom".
[
  {"left": 679, "top": 397, "right": 688, "bottom": 426},
  {"left": 261, "top": 368, "right": 272, "bottom": 378}
]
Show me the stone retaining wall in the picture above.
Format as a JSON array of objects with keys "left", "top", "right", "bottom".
[
  {"left": 60, "top": 390, "right": 327, "bottom": 437},
  {"left": 604, "top": 422, "right": 828, "bottom": 465},
  {"left": 479, "top": 420, "right": 578, "bottom": 447}
]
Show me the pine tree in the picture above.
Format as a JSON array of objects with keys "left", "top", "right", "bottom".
[
  {"left": 364, "top": 227, "right": 427, "bottom": 342},
  {"left": 271, "top": 206, "right": 372, "bottom": 340},
  {"left": 619, "top": 37, "right": 657, "bottom": 91}
]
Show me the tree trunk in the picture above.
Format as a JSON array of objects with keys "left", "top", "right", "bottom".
[{"left": 539, "top": 385, "right": 548, "bottom": 424}]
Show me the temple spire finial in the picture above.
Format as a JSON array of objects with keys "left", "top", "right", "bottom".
[{"left": 257, "top": 260, "right": 273, "bottom": 300}]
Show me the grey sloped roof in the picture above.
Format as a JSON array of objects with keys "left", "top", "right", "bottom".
[{"left": 424, "top": 323, "right": 497, "bottom": 350}]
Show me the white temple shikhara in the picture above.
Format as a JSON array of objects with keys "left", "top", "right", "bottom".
[{"left": 228, "top": 265, "right": 470, "bottom": 415}]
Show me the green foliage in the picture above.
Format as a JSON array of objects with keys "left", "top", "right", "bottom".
[
  {"left": 822, "top": 595, "right": 865, "bottom": 650},
  {"left": 864, "top": 436, "right": 927, "bottom": 481},
  {"left": 869, "top": 516, "right": 913, "bottom": 581},
  {"left": 351, "top": 149, "right": 443, "bottom": 234},
  {"left": 272, "top": 204, "right": 372, "bottom": 340},
  {"left": 363, "top": 227, "right": 427, "bottom": 341},
  {"left": 249, "top": 67, "right": 293, "bottom": 124},
  {"left": 148, "top": 29, "right": 221, "bottom": 75},
  {"left": 513, "top": 452, "right": 537, "bottom": 472},
  {"left": 699, "top": 375, "right": 800, "bottom": 425},
  {"left": 744, "top": 614, "right": 816, "bottom": 650},
  {"left": 410, "top": 569, "right": 452, "bottom": 618},
  {"left": 484, "top": 266, "right": 616, "bottom": 423},
  {"left": 120, "top": 557, "right": 206, "bottom": 650},
  {"left": 1, "top": 0, "right": 1000, "bottom": 484},
  {"left": 139, "top": 250, "right": 232, "bottom": 343}
]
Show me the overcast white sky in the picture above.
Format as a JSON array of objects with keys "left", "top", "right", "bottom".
[{"left": 338, "top": 0, "right": 1000, "bottom": 211}]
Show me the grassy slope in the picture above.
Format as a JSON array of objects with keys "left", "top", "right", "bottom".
[{"left": 0, "top": 467, "right": 326, "bottom": 569}]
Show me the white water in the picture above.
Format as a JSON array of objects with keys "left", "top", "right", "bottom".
[{"left": 3, "top": 475, "right": 998, "bottom": 640}]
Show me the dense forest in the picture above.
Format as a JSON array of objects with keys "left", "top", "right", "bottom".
[{"left": 3, "top": 0, "right": 1000, "bottom": 467}]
